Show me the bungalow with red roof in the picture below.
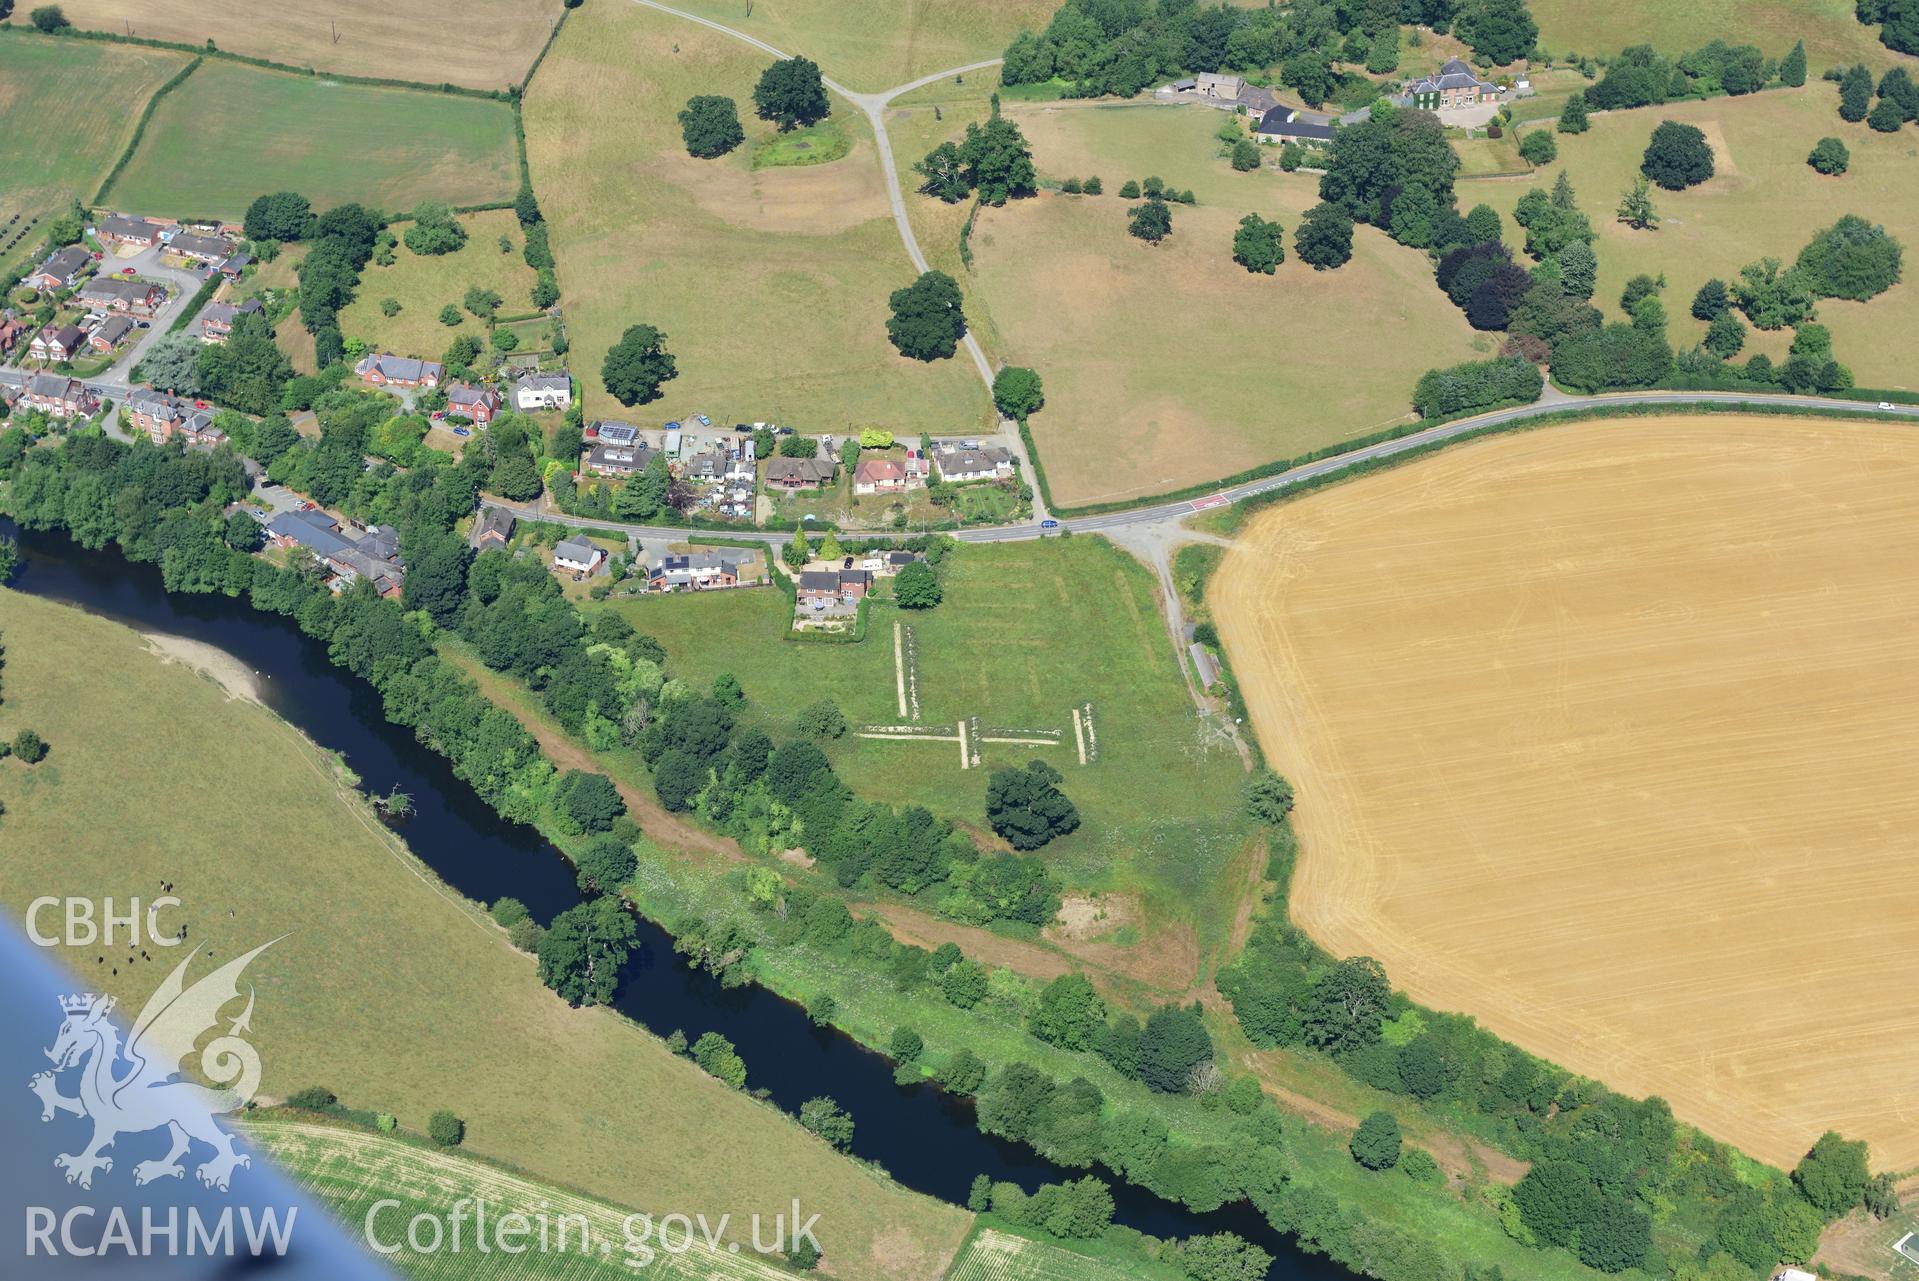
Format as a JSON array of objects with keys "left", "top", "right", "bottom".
[
  {"left": 354, "top": 352, "right": 443, "bottom": 389},
  {"left": 28, "top": 246, "right": 91, "bottom": 293}
]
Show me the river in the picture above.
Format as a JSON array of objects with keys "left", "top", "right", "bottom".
[{"left": 2, "top": 521, "right": 1353, "bottom": 1281}]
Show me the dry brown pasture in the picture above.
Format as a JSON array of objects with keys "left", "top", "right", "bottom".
[
  {"left": 1212, "top": 415, "right": 1919, "bottom": 1171},
  {"left": 53, "top": 0, "right": 561, "bottom": 90}
]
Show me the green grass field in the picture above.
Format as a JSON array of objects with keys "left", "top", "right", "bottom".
[
  {"left": 339, "top": 209, "right": 540, "bottom": 361},
  {"left": 245, "top": 1117, "right": 803, "bottom": 1281},
  {"left": 658, "top": 0, "right": 1057, "bottom": 92},
  {"left": 0, "top": 34, "right": 192, "bottom": 276},
  {"left": 108, "top": 60, "right": 520, "bottom": 219},
  {"left": 1487, "top": 85, "right": 1919, "bottom": 388},
  {"left": 524, "top": 2, "right": 992, "bottom": 436},
  {"left": 964, "top": 102, "right": 1487, "bottom": 506},
  {"left": 600, "top": 537, "right": 1255, "bottom": 968},
  {"left": 1530, "top": 0, "right": 1909, "bottom": 72},
  {"left": 0, "top": 589, "right": 968, "bottom": 1281}
]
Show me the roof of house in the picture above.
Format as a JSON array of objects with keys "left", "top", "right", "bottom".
[
  {"left": 473, "top": 507, "right": 516, "bottom": 540},
  {"left": 354, "top": 353, "right": 444, "bottom": 383},
  {"left": 219, "top": 253, "right": 252, "bottom": 273},
  {"left": 80, "top": 276, "right": 158, "bottom": 302},
  {"left": 360, "top": 525, "right": 401, "bottom": 560},
  {"left": 798, "top": 571, "right": 842, "bottom": 591},
  {"left": 766, "top": 456, "right": 837, "bottom": 483},
  {"left": 37, "top": 246, "right": 90, "bottom": 279},
  {"left": 447, "top": 383, "right": 499, "bottom": 408},
  {"left": 170, "top": 232, "right": 235, "bottom": 258},
  {"left": 92, "top": 315, "right": 135, "bottom": 344},
  {"left": 554, "top": 536, "right": 601, "bottom": 562},
  {"left": 1255, "top": 107, "right": 1336, "bottom": 140},
  {"left": 25, "top": 373, "right": 82, "bottom": 398},
  {"left": 200, "top": 298, "right": 263, "bottom": 328},
  {"left": 1403, "top": 59, "right": 1496, "bottom": 95},
  {"left": 854, "top": 457, "right": 906, "bottom": 484},
  {"left": 1197, "top": 72, "right": 1243, "bottom": 89},
  {"left": 514, "top": 370, "right": 571, "bottom": 394},
  {"left": 44, "top": 323, "right": 86, "bottom": 349},
  {"left": 587, "top": 441, "right": 650, "bottom": 470},
  {"left": 933, "top": 445, "right": 1012, "bottom": 474},
  {"left": 128, "top": 387, "right": 185, "bottom": 416},
  {"left": 268, "top": 509, "right": 354, "bottom": 557},
  {"left": 686, "top": 451, "right": 725, "bottom": 475},
  {"left": 98, "top": 215, "right": 159, "bottom": 239},
  {"left": 652, "top": 551, "right": 738, "bottom": 578}
]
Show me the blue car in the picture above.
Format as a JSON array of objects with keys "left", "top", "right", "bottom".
[
  {"left": 453, "top": 426, "right": 472, "bottom": 437},
  {"left": 1041, "top": 519, "right": 1060, "bottom": 529}
]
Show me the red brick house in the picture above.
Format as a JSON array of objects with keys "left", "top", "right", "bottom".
[
  {"left": 446, "top": 383, "right": 501, "bottom": 425},
  {"left": 97, "top": 215, "right": 161, "bottom": 247},
  {"left": 0, "top": 313, "right": 27, "bottom": 355},
  {"left": 20, "top": 374, "right": 98, "bottom": 418},
  {"left": 28, "top": 246, "right": 91, "bottom": 292},
  {"left": 78, "top": 276, "right": 166, "bottom": 316},
  {"left": 354, "top": 352, "right": 443, "bottom": 389},
  {"left": 198, "top": 298, "right": 263, "bottom": 343},
  {"left": 29, "top": 324, "right": 87, "bottom": 363},
  {"left": 87, "top": 315, "right": 135, "bottom": 353}
]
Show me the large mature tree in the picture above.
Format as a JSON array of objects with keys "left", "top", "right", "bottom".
[
  {"left": 402, "top": 531, "right": 473, "bottom": 627},
  {"left": 137, "top": 332, "right": 204, "bottom": 394},
  {"left": 1231, "top": 212, "right": 1285, "bottom": 274},
  {"left": 1318, "top": 104, "right": 1459, "bottom": 227},
  {"left": 1165, "top": 1233, "right": 1273, "bottom": 1281},
  {"left": 1557, "top": 240, "right": 1598, "bottom": 299},
  {"left": 196, "top": 313, "right": 293, "bottom": 415},
  {"left": 1641, "top": 121, "right": 1714, "bottom": 190},
  {"left": 1305, "top": 956, "right": 1390, "bottom": 1053},
  {"left": 753, "top": 56, "right": 830, "bottom": 131},
  {"left": 1350, "top": 1110, "right": 1402, "bottom": 1169},
  {"left": 601, "top": 324, "right": 678, "bottom": 404},
  {"left": 1868, "top": 95, "right": 1906, "bottom": 131},
  {"left": 1703, "top": 310, "right": 1746, "bottom": 358},
  {"left": 915, "top": 141, "right": 971, "bottom": 202},
  {"left": 886, "top": 271, "right": 967, "bottom": 360},
  {"left": 536, "top": 895, "right": 637, "bottom": 1006},
  {"left": 1691, "top": 277, "right": 1730, "bottom": 319},
  {"left": 1294, "top": 202, "right": 1354, "bottom": 269},
  {"left": 961, "top": 116, "right": 1037, "bottom": 205},
  {"left": 1138, "top": 1004, "right": 1213, "bottom": 1092},
  {"left": 243, "top": 191, "right": 312, "bottom": 242},
  {"left": 1780, "top": 39, "right": 1808, "bottom": 87},
  {"left": 1030, "top": 973, "right": 1106, "bottom": 1050},
  {"left": 992, "top": 365, "right": 1045, "bottom": 419},
  {"left": 678, "top": 95, "right": 745, "bottom": 158},
  {"left": 985, "top": 759, "right": 1080, "bottom": 850},
  {"left": 1453, "top": 0, "right": 1537, "bottom": 64},
  {"left": 1795, "top": 214, "right": 1904, "bottom": 300},
  {"left": 1129, "top": 198, "right": 1174, "bottom": 244},
  {"left": 403, "top": 202, "right": 467, "bottom": 255},
  {"left": 894, "top": 560, "right": 943, "bottom": 608},
  {"left": 1557, "top": 89, "right": 1591, "bottom": 134}
]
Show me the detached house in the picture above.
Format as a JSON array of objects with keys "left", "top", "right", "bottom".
[
  {"left": 19, "top": 373, "right": 98, "bottom": 418},
  {"left": 796, "top": 569, "right": 871, "bottom": 604},
  {"left": 552, "top": 536, "right": 606, "bottom": 575},
  {"left": 471, "top": 506, "right": 515, "bottom": 550},
  {"left": 647, "top": 552, "right": 740, "bottom": 592},
  {"left": 0, "top": 313, "right": 26, "bottom": 355},
  {"left": 852, "top": 455, "right": 928, "bottom": 496},
  {"left": 79, "top": 275, "right": 166, "bottom": 316},
  {"left": 765, "top": 456, "right": 837, "bottom": 489},
  {"left": 97, "top": 215, "right": 161, "bottom": 247},
  {"left": 586, "top": 440, "right": 651, "bottom": 477},
  {"left": 1398, "top": 58, "right": 1498, "bottom": 109},
  {"left": 198, "top": 297, "right": 263, "bottom": 343},
  {"left": 168, "top": 231, "right": 237, "bottom": 265},
  {"left": 29, "top": 246, "right": 92, "bottom": 292},
  {"left": 126, "top": 388, "right": 215, "bottom": 444},
  {"left": 446, "top": 383, "right": 502, "bottom": 425},
  {"left": 512, "top": 370, "right": 571, "bottom": 411},
  {"left": 354, "top": 352, "right": 443, "bottom": 389},
  {"left": 88, "top": 314, "right": 136, "bottom": 353},
  {"left": 932, "top": 445, "right": 1014, "bottom": 484},
  {"left": 29, "top": 324, "right": 87, "bottom": 363}
]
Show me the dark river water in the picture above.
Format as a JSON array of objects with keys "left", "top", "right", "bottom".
[{"left": 2, "top": 520, "right": 1354, "bottom": 1281}]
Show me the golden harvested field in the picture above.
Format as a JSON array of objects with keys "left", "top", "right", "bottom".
[
  {"left": 968, "top": 104, "right": 1483, "bottom": 506},
  {"left": 52, "top": 0, "right": 562, "bottom": 90},
  {"left": 1484, "top": 87, "right": 1919, "bottom": 388},
  {"left": 1212, "top": 415, "right": 1919, "bottom": 1171},
  {"left": 1529, "top": 0, "right": 1909, "bottom": 73},
  {"left": 525, "top": 1, "right": 991, "bottom": 434}
]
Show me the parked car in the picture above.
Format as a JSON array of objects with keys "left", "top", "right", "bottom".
[
  {"left": 695, "top": 414, "right": 711, "bottom": 426},
  {"left": 91, "top": 252, "right": 104, "bottom": 261},
  {"left": 1041, "top": 519, "right": 1060, "bottom": 529},
  {"left": 194, "top": 400, "right": 209, "bottom": 408},
  {"left": 778, "top": 426, "right": 795, "bottom": 435},
  {"left": 453, "top": 426, "right": 472, "bottom": 437},
  {"left": 135, "top": 320, "right": 150, "bottom": 328},
  {"left": 664, "top": 420, "right": 681, "bottom": 430}
]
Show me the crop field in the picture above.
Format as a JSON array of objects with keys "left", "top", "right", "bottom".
[
  {"left": 1210, "top": 415, "right": 1919, "bottom": 1171},
  {"left": 0, "top": 36, "right": 192, "bottom": 276},
  {"left": 942, "top": 1227, "right": 1167, "bottom": 1281},
  {"left": 599, "top": 537, "right": 1255, "bottom": 973},
  {"left": 51, "top": 0, "right": 562, "bottom": 90},
  {"left": 108, "top": 60, "right": 520, "bottom": 219},
  {"left": 1529, "top": 0, "right": 1907, "bottom": 72},
  {"left": 524, "top": 2, "right": 992, "bottom": 437},
  {"left": 661, "top": 0, "right": 1056, "bottom": 92},
  {"left": 968, "top": 103, "right": 1483, "bottom": 506},
  {"left": 246, "top": 1119, "right": 797, "bottom": 1281},
  {"left": 339, "top": 210, "right": 540, "bottom": 360},
  {"left": 0, "top": 590, "right": 968, "bottom": 1281},
  {"left": 1488, "top": 87, "right": 1919, "bottom": 385}
]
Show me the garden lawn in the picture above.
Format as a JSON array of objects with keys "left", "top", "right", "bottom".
[
  {"left": 1530, "top": 0, "right": 1911, "bottom": 72},
  {"left": 0, "top": 589, "right": 969, "bottom": 1281},
  {"left": 598, "top": 537, "right": 1255, "bottom": 964},
  {"left": 108, "top": 59, "right": 520, "bottom": 219},
  {"left": 523, "top": 2, "right": 992, "bottom": 436},
  {"left": 339, "top": 210, "right": 541, "bottom": 362},
  {"left": 658, "top": 0, "right": 1057, "bottom": 92},
  {"left": 1487, "top": 86, "right": 1919, "bottom": 388},
  {"left": 967, "top": 104, "right": 1485, "bottom": 506},
  {"left": 0, "top": 34, "right": 192, "bottom": 277},
  {"left": 50, "top": 0, "right": 563, "bottom": 90}
]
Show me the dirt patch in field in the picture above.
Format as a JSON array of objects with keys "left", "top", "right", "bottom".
[
  {"left": 855, "top": 902, "right": 1075, "bottom": 982},
  {"left": 142, "top": 633, "right": 263, "bottom": 704},
  {"left": 1213, "top": 415, "right": 1919, "bottom": 1171},
  {"left": 1694, "top": 119, "right": 1741, "bottom": 178},
  {"left": 656, "top": 134, "right": 890, "bottom": 236}
]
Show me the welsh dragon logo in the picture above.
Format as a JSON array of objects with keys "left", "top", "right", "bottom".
[{"left": 28, "top": 938, "right": 281, "bottom": 1191}]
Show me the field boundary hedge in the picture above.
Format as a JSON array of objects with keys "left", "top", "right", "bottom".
[{"left": 93, "top": 55, "right": 203, "bottom": 205}]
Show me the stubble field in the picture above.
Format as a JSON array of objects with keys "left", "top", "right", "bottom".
[
  {"left": 49, "top": 0, "right": 562, "bottom": 90},
  {"left": 1211, "top": 415, "right": 1919, "bottom": 1171},
  {"left": 1528, "top": 0, "right": 1910, "bottom": 73}
]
